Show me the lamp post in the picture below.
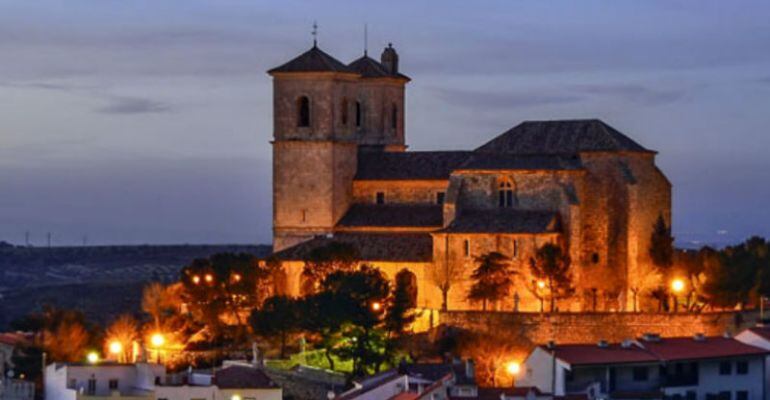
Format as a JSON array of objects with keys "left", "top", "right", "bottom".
[
  {"left": 671, "top": 278, "right": 685, "bottom": 312},
  {"left": 108, "top": 341, "right": 124, "bottom": 363},
  {"left": 150, "top": 333, "right": 165, "bottom": 364},
  {"left": 505, "top": 361, "right": 520, "bottom": 387}
]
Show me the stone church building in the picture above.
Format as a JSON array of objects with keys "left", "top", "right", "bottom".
[{"left": 267, "top": 43, "right": 671, "bottom": 312}]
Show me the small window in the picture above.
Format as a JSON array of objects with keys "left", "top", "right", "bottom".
[
  {"left": 87, "top": 379, "right": 96, "bottom": 395},
  {"left": 591, "top": 253, "right": 600, "bottom": 264},
  {"left": 498, "top": 181, "right": 514, "bottom": 207},
  {"left": 297, "top": 96, "right": 310, "bottom": 127},
  {"left": 341, "top": 99, "right": 349, "bottom": 126},
  {"left": 391, "top": 103, "right": 398, "bottom": 130},
  {"left": 301, "top": 209, "right": 307, "bottom": 223},
  {"left": 512, "top": 239, "right": 519, "bottom": 259},
  {"left": 686, "top": 391, "right": 696, "bottom": 400},
  {"left": 355, "top": 101, "right": 362, "bottom": 128},
  {"left": 719, "top": 361, "right": 732, "bottom": 375},
  {"left": 108, "top": 379, "right": 119, "bottom": 390},
  {"left": 718, "top": 392, "right": 731, "bottom": 400},
  {"left": 464, "top": 239, "right": 471, "bottom": 258},
  {"left": 154, "top": 377, "right": 161, "bottom": 385},
  {"left": 436, "top": 192, "right": 445, "bottom": 205},
  {"left": 68, "top": 379, "right": 77, "bottom": 389},
  {"left": 632, "top": 366, "right": 648, "bottom": 382},
  {"left": 375, "top": 192, "right": 385, "bottom": 205},
  {"left": 736, "top": 360, "right": 748, "bottom": 375},
  {"left": 736, "top": 391, "right": 748, "bottom": 400}
]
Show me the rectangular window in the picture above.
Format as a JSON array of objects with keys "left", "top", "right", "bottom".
[
  {"left": 464, "top": 239, "right": 471, "bottom": 258},
  {"left": 108, "top": 380, "right": 119, "bottom": 390},
  {"left": 375, "top": 192, "right": 385, "bottom": 204},
  {"left": 719, "top": 361, "right": 732, "bottom": 375},
  {"left": 68, "top": 379, "right": 77, "bottom": 389},
  {"left": 686, "top": 392, "right": 696, "bottom": 400},
  {"left": 436, "top": 192, "right": 445, "bottom": 205},
  {"left": 718, "top": 391, "right": 731, "bottom": 400},
  {"left": 736, "top": 391, "right": 748, "bottom": 400},
  {"left": 736, "top": 360, "right": 748, "bottom": 375},
  {"left": 87, "top": 379, "right": 96, "bottom": 395},
  {"left": 301, "top": 209, "right": 307, "bottom": 223},
  {"left": 512, "top": 239, "right": 519, "bottom": 259},
  {"left": 632, "top": 366, "right": 648, "bottom": 381}
]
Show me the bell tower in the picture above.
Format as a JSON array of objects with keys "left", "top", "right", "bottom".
[{"left": 268, "top": 44, "right": 360, "bottom": 251}]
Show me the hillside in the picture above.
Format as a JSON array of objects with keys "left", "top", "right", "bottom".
[{"left": 0, "top": 243, "right": 272, "bottom": 328}]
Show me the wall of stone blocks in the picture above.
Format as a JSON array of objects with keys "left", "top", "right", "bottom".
[{"left": 352, "top": 180, "right": 449, "bottom": 205}]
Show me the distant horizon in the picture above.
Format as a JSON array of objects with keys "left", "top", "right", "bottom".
[{"left": 2, "top": 1, "right": 769, "bottom": 247}]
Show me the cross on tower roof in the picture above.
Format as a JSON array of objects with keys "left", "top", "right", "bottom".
[{"left": 312, "top": 21, "right": 318, "bottom": 47}]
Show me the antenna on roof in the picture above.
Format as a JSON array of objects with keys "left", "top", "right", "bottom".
[
  {"left": 312, "top": 21, "right": 318, "bottom": 47},
  {"left": 364, "top": 23, "right": 368, "bottom": 56}
]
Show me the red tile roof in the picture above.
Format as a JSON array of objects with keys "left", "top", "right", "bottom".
[
  {"left": 641, "top": 336, "right": 768, "bottom": 361},
  {"left": 548, "top": 342, "right": 658, "bottom": 366}
]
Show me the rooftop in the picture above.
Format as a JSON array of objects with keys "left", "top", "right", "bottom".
[
  {"left": 337, "top": 204, "right": 443, "bottom": 229},
  {"left": 348, "top": 55, "right": 410, "bottom": 80},
  {"left": 271, "top": 232, "right": 433, "bottom": 262},
  {"left": 440, "top": 209, "right": 561, "bottom": 234},
  {"left": 213, "top": 366, "right": 278, "bottom": 389},
  {"left": 475, "top": 119, "right": 652, "bottom": 155},
  {"left": 268, "top": 45, "right": 356, "bottom": 75},
  {"left": 355, "top": 151, "right": 471, "bottom": 181}
]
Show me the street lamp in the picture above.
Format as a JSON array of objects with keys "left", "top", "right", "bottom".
[
  {"left": 204, "top": 274, "right": 214, "bottom": 283},
  {"left": 150, "top": 333, "right": 165, "bottom": 364},
  {"left": 505, "top": 361, "right": 521, "bottom": 387},
  {"left": 671, "top": 278, "right": 685, "bottom": 312},
  {"left": 370, "top": 301, "right": 382, "bottom": 312},
  {"left": 86, "top": 352, "right": 99, "bottom": 364},
  {"left": 108, "top": 341, "right": 123, "bottom": 361}
]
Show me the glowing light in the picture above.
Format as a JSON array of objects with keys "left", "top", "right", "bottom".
[
  {"left": 506, "top": 361, "right": 521, "bottom": 376},
  {"left": 370, "top": 301, "right": 382, "bottom": 312},
  {"left": 150, "top": 333, "right": 165, "bottom": 348},
  {"left": 671, "top": 278, "right": 685, "bottom": 293},
  {"left": 204, "top": 274, "right": 214, "bottom": 283},
  {"left": 537, "top": 280, "right": 546, "bottom": 289},
  {"left": 231, "top": 395, "right": 242, "bottom": 400},
  {"left": 87, "top": 352, "right": 99, "bottom": 364},
  {"left": 233, "top": 273, "right": 241, "bottom": 282},
  {"left": 108, "top": 341, "right": 123, "bottom": 355},
  {"left": 192, "top": 275, "right": 200, "bottom": 284}
]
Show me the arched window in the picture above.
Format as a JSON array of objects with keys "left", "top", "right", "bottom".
[
  {"left": 341, "top": 98, "right": 349, "bottom": 126},
  {"left": 391, "top": 103, "right": 398, "bottom": 130},
  {"left": 297, "top": 96, "right": 310, "bottom": 127},
  {"left": 498, "top": 180, "right": 514, "bottom": 207},
  {"left": 355, "top": 101, "right": 363, "bottom": 128}
]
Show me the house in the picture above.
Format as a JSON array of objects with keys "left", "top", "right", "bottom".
[
  {"left": 736, "top": 325, "right": 770, "bottom": 400},
  {"left": 155, "top": 364, "right": 281, "bottom": 400},
  {"left": 516, "top": 334, "right": 768, "bottom": 400},
  {"left": 44, "top": 362, "right": 165, "bottom": 400}
]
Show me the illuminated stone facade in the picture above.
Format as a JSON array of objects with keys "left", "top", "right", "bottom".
[{"left": 268, "top": 44, "right": 671, "bottom": 312}]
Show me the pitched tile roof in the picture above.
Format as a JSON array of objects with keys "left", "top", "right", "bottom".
[
  {"left": 214, "top": 365, "right": 278, "bottom": 389},
  {"left": 549, "top": 342, "right": 658, "bottom": 366},
  {"left": 271, "top": 233, "right": 433, "bottom": 262},
  {"left": 440, "top": 209, "right": 561, "bottom": 234},
  {"left": 355, "top": 151, "right": 472, "bottom": 181},
  {"left": 456, "top": 153, "right": 583, "bottom": 171},
  {"left": 268, "top": 46, "right": 356, "bottom": 74},
  {"left": 348, "top": 55, "right": 410, "bottom": 81},
  {"left": 337, "top": 204, "right": 443, "bottom": 229},
  {"left": 640, "top": 336, "right": 769, "bottom": 362},
  {"left": 747, "top": 326, "right": 770, "bottom": 341},
  {"left": 475, "top": 119, "right": 652, "bottom": 155}
]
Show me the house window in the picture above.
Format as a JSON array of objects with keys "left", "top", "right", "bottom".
[
  {"left": 736, "top": 391, "right": 748, "bottom": 400},
  {"left": 498, "top": 181, "right": 514, "bottom": 207},
  {"left": 68, "top": 379, "right": 77, "bottom": 389},
  {"left": 591, "top": 253, "right": 600, "bottom": 264},
  {"left": 297, "top": 96, "right": 310, "bottom": 127},
  {"left": 632, "top": 366, "right": 648, "bottom": 381},
  {"left": 736, "top": 360, "right": 748, "bottom": 375},
  {"left": 87, "top": 379, "right": 96, "bottom": 395},
  {"left": 464, "top": 239, "right": 471, "bottom": 258},
  {"left": 108, "top": 379, "right": 119, "bottom": 390},
  {"left": 436, "top": 192, "right": 446, "bottom": 205},
  {"left": 301, "top": 209, "right": 307, "bottom": 223},
  {"left": 685, "top": 392, "right": 696, "bottom": 400},
  {"left": 341, "top": 98, "right": 349, "bottom": 126},
  {"left": 355, "top": 101, "right": 363, "bottom": 128},
  {"left": 391, "top": 103, "right": 398, "bottom": 130},
  {"left": 718, "top": 392, "right": 731, "bottom": 400},
  {"left": 719, "top": 361, "right": 732, "bottom": 375},
  {"left": 376, "top": 192, "right": 385, "bottom": 205},
  {"left": 512, "top": 239, "right": 519, "bottom": 259}
]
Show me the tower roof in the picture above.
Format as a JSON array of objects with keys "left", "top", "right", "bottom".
[
  {"left": 348, "top": 55, "right": 410, "bottom": 80},
  {"left": 268, "top": 45, "right": 357, "bottom": 75},
  {"left": 475, "top": 119, "right": 652, "bottom": 155}
]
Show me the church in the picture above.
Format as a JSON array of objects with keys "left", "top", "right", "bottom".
[{"left": 267, "top": 42, "right": 671, "bottom": 312}]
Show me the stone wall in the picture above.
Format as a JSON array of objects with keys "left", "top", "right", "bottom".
[{"left": 439, "top": 310, "right": 759, "bottom": 346}]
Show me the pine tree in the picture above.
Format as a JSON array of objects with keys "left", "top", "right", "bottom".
[
  {"left": 468, "top": 252, "right": 515, "bottom": 311},
  {"left": 529, "top": 243, "right": 573, "bottom": 312}
]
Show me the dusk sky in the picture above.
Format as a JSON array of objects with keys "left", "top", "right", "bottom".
[{"left": 1, "top": 1, "right": 769, "bottom": 247}]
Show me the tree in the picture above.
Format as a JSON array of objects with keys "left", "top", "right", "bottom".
[
  {"left": 429, "top": 253, "right": 467, "bottom": 311},
  {"left": 529, "top": 243, "right": 573, "bottom": 312},
  {"left": 104, "top": 314, "right": 139, "bottom": 362},
  {"left": 650, "top": 215, "right": 674, "bottom": 275},
  {"left": 142, "top": 282, "right": 181, "bottom": 330},
  {"left": 385, "top": 269, "right": 418, "bottom": 337},
  {"left": 702, "top": 238, "right": 767, "bottom": 309},
  {"left": 12, "top": 306, "right": 94, "bottom": 362},
  {"left": 302, "top": 242, "right": 359, "bottom": 294},
  {"left": 249, "top": 296, "right": 300, "bottom": 358},
  {"left": 467, "top": 252, "right": 515, "bottom": 311}
]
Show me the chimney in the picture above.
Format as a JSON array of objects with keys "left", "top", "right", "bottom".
[
  {"left": 381, "top": 43, "right": 399, "bottom": 75},
  {"left": 597, "top": 340, "right": 609, "bottom": 348}
]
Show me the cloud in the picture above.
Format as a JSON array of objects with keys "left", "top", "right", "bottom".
[
  {"left": 571, "top": 83, "right": 686, "bottom": 106},
  {"left": 96, "top": 96, "right": 172, "bottom": 115},
  {"left": 431, "top": 87, "right": 582, "bottom": 110}
]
